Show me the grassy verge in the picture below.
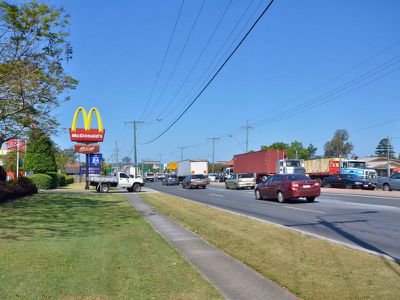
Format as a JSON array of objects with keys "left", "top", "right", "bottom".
[
  {"left": 141, "top": 193, "right": 400, "bottom": 300},
  {"left": 0, "top": 192, "right": 222, "bottom": 299}
]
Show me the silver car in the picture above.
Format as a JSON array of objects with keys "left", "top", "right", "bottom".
[
  {"left": 377, "top": 173, "right": 400, "bottom": 191},
  {"left": 225, "top": 173, "right": 255, "bottom": 189}
]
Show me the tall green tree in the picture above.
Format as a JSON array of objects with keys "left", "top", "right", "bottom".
[
  {"left": 324, "top": 129, "right": 353, "bottom": 158},
  {"left": 24, "top": 130, "right": 57, "bottom": 173},
  {"left": 0, "top": 1, "right": 78, "bottom": 146},
  {"left": 374, "top": 138, "right": 395, "bottom": 158},
  {"left": 55, "top": 147, "right": 77, "bottom": 172},
  {"left": 307, "top": 144, "right": 318, "bottom": 159},
  {"left": 261, "top": 142, "right": 288, "bottom": 151},
  {"left": 287, "top": 141, "right": 309, "bottom": 160}
]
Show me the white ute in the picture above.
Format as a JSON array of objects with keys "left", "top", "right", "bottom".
[{"left": 89, "top": 172, "right": 145, "bottom": 193}]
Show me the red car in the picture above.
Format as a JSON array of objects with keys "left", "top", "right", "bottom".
[{"left": 255, "top": 174, "right": 320, "bottom": 203}]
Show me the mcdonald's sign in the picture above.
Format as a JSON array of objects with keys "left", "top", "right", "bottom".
[{"left": 69, "top": 107, "right": 105, "bottom": 142}]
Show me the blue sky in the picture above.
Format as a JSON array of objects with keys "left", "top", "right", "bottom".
[{"left": 49, "top": 0, "right": 400, "bottom": 164}]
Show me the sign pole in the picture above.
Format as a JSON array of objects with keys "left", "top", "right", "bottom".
[
  {"left": 16, "top": 140, "right": 20, "bottom": 179},
  {"left": 85, "top": 153, "right": 89, "bottom": 190}
]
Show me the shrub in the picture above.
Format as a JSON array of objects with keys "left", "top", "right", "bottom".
[
  {"left": 46, "top": 172, "right": 59, "bottom": 189},
  {"left": 65, "top": 175, "right": 74, "bottom": 184},
  {"left": 57, "top": 173, "right": 66, "bottom": 186},
  {"left": 0, "top": 176, "right": 37, "bottom": 203},
  {"left": 29, "top": 174, "right": 54, "bottom": 190},
  {"left": 0, "top": 166, "right": 6, "bottom": 181}
]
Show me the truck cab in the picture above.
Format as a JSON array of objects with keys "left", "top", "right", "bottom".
[
  {"left": 340, "top": 160, "right": 377, "bottom": 181},
  {"left": 277, "top": 159, "right": 306, "bottom": 174}
]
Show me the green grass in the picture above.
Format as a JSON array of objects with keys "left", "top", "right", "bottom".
[
  {"left": 141, "top": 192, "right": 400, "bottom": 300},
  {"left": 0, "top": 192, "right": 222, "bottom": 300}
]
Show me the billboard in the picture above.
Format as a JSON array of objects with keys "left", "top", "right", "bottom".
[
  {"left": 69, "top": 107, "right": 105, "bottom": 142},
  {"left": 6, "top": 139, "right": 26, "bottom": 151},
  {"left": 74, "top": 143, "right": 100, "bottom": 154}
]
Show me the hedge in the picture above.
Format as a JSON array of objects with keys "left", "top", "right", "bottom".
[
  {"left": 46, "top": 172, "right": 59, "bottom": 189},
  {"left": 65, "top": 175, "right": 74, "bottom": 184},
  {"left": 29, "top": 174, "right": 54, "bottom": 190},
  {"left": 57, "top": 173, "right": 66, "bottom": 187},
  {"left": 0, "top": 177, "right": 38, "bottom": 203}
]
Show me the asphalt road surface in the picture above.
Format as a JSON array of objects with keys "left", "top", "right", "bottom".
[{"left": 146, "top": 182, "right": 400, "bottom": 261}]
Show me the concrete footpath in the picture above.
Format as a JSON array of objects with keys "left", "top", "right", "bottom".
[{"left": 126, "top": 194, "right": 297, "bottom": 300}]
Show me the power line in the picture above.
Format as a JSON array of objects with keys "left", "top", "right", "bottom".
[
  {"left": 162, "top": 0, "right": 262, "bottom": 121},
  {"left": 143, "top": 0, "right": 207, "bottom": 122},
  {"left": 156, "top": 0, "right": 234, "bottom": 119},
  {"left": 139, "top": 0, "right": 186, "bottom": 121},
  {"left": 143, "top": 0, "right": 276, "bottom": 144}
]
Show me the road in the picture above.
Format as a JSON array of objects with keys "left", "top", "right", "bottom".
[{"left": 145, "top": 182, "right": 400, "bottom": 261}]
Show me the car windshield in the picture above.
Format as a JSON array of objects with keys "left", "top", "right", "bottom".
[
  {"left": 192, "top": 174, "right": 205, "bottom": 179},
  {"left": 170, "top": 175, "right": 177, "bottom": 179},
  {"left": 238, "top": 173, "right": 253, "bottom": 179},
  {"left": 286, "top": 160, "right": 301, "bottom": 167},
  {"left": 347, "top": 161, "right": 366, "bottom": 169},
  {"left": 284, "top": 174, "right": 310, "bottom": 181},
  {"left": 147, "top": 173, "right": 154, "bottom": 176}
]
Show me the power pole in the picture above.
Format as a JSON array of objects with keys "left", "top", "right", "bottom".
[
  {"left": 112, "top": 141, "right": 120, "bottom": 170},
  {"left": 387, "top": 136, "right": 391, "bottom": 177},
  {"left": 125, "top": 120, "right": 144, "bottom": 177},
  {"left": 243, "top": 120, "right": 252, "bottom": 153},
  {"left": 158, "top": 152, "right": 163, "bottom": 171},
  {"left": 177, "top": 146, "right": 187, "bottom": 161},
  {"left": 207, "top": 137, "right": 220, "bottom": 173}
]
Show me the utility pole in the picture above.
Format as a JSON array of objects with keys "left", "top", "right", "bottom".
[
  {"left": 243, "top": 120, "right": 252, "bottom": 153},
  {"left": 387, "top": 136, "right": 391, "bottom": 177},
  {"left": 207, "top": 137, "right": 220, "bottom": 173},
  {"left": 125, "top": 120, "right": 144, "bottom": 177},
  {"left": 177, "top": 146, "right": 187, "bottom": 161},
  {"left": 158, "top": 153, "right": 163, "bottom": 171}
]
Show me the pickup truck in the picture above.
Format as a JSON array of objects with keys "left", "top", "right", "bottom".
[{"left": 89, "top": 172, "right": 144, "bottom": 193}]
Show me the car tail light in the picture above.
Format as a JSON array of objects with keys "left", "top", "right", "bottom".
[
  {"left": 314, "top": 182, "right": 320, "bottom": 186},
  {"left": 291, "top": 182, "right": 299, "bottom": 188}
]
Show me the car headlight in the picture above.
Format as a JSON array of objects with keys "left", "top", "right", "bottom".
[{"left": 354, "top": 182, "right": 362, "bottom": 184}]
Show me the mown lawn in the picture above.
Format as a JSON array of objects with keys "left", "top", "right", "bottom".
[
  {"left": 142, "top": 192, "right": 400, "bottom": 300},
  {"left": 0, "top": 191, "right": 222, "bottom": 300}
]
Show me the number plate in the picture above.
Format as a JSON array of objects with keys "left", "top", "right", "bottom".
[{"left": 303, "top": 185, "right": 311, "bottom": 188}]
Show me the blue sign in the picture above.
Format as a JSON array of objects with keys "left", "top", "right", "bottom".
[
  {"left": 80, "top": 166, "right": 101, "bottom": 175},
  {"left": 90, "top": 153, "right": 102, "bottom": 167}
]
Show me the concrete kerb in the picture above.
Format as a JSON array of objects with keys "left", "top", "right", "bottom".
[{"left": 126, "top": 193, "right": 297, "bottom": 300}]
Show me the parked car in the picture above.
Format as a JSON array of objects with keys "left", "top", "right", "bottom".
[
  {"left": 162, "top": 174, "right": 179, "bottom": 186},
  {"left": 323, "top": 174, "right": 375, "bottom": 190},
  {"left": 255, "top": 173, "right": 320, "bottom": 203},
  {"left": 377, "top": 173, "right": 400, "bottom": 191},
  {"left": 182, "top": 174, "right": 207, "bottom": 189},
  {"left": 145, "top": 172, "right": 155, "bottom": 182},
  {"left": 225, "top": 173, "right": 255, "bottom": 189}
]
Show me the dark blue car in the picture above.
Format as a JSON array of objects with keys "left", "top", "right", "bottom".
[
  {"left": 162, "top": 174, "right": 179, "bottom": 186},
  {"left": 323, "top": 174, "right": 375, "bottom": 190}
]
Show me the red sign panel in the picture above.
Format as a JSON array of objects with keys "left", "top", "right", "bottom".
[
  {"left": 69, "top": 128, "right": 105, "bottom": 143},
  {"left": 74, "top": 143, "right": 100, "bottom": 154},
  {"left": 6, "top": 139, "right": 26, "bottom": 151}
]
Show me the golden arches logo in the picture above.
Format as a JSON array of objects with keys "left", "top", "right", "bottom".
[{"left": 71, "top": 107, "right": 104, "bottom": 132}]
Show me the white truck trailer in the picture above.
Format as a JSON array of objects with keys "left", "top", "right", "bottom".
[{"left": 177, "top": 159, "right": 208, "bottom": 181}]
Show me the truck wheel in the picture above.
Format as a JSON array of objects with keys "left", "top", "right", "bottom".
[
  {"left": 100, "top": 183, "right": 110, "bottom": 193},
  {"left": 133, "top": 183, "right": 141, "bottom": 192},
  {"left": 316, "top": 178, "right": 323, "bottom": 186},
  {"left": 127, "top": 187, "right": 133, "bottom": 192},
  {"left": 277, "top": 191, "right": 285, "bottom": 203},
  {"left": 324, "top": 183, "right": 331, "bottom": 188},
  {"left": 345, "top": 183, "right": 353, "bottom": 189},
  {"left": 306, "top": 197, "right": 315, "bottom": 203},
  {"left": 383, "top": 184, "right": 391, "bottom": 191}
]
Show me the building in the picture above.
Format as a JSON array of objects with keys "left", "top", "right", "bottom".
[{"left": 362, "top": 157, "right": 400, "bottom": 177}]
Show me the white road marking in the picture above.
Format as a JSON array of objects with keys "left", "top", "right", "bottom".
[
  {"left": 321, "top": 199, "right": 400, "bottom": 212},
  {"left": 284, "top": 206, "right": 326, "bottom": 214},
  {"left": 321, "top": 192, "right": 400, "bottom": 200},
  {"left": 209, "top": 193, "right": 224, "bottom": 198}
]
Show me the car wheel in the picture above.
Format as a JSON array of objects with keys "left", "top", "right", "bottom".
[
  {"left": 255, "top": 189, "right": 262, "bottom": 200},
  {"left": 202, "top": 185, "right": 206, "bottom": 189},
  {"left": 225, "top": 183, "right": 229, "bottom": 189},
  {"left": 383, "top": 184, "right": 391, "bottom": 191},
  {"left": 127, "top": 187, "right": 133, "bottom": 192},
  {"left": 306, "top": 197, "right": 315, "bottom": 203},
  {"left": 234, "top": 184, "right": 239, "bottom": 190},
  {"left": 324, "top": 183, "right": 331, "bottom": 188},
  {"left": 277, "top": 191, "right": 285, "bottom": 203},
  {"left": 132, "top": 183, "right": 141, "bottom": 192},
  {"left": 345, "top": 183, "right": 353, "bottom": 189},
  {"left": 100, "top": 183, "right": 110, "bottom": 193}
]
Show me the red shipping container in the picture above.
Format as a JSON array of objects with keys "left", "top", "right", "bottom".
[{"left": 234, "top": 150, "right": 287, "bottom": 176}]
